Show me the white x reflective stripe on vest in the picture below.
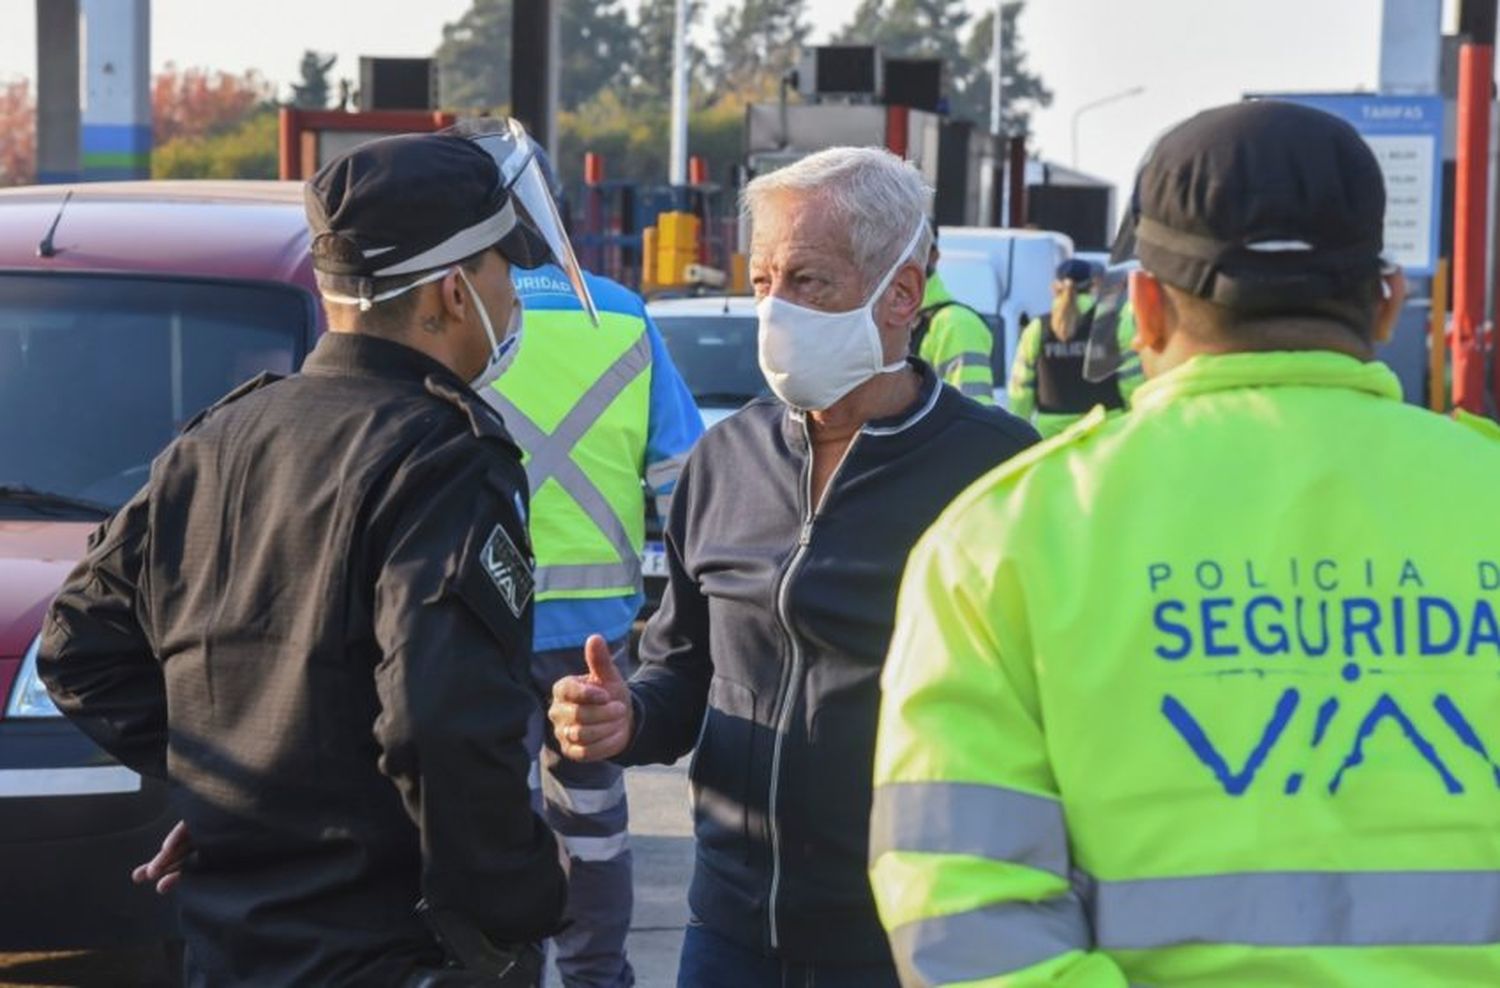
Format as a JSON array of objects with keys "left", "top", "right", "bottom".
[{"left": 491, "top": 309, "right": 653, "bottom": 601}]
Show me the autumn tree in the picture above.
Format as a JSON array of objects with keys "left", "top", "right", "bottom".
[
  {"left": 0, "top": 79, "right": 36, "bottom": 187},
  {"left": 152, "top": 64, "right": 274, "bottom": 144}
]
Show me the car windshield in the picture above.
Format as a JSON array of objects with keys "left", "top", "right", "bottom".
[
  {"left": 653, "top": 314, "right": 768, "bottom": 406},
  {"left": 0, "top": 273, "right": 309, "bottom": 514}
]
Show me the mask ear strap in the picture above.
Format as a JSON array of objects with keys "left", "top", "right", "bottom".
[
  {"left": 868, "top": 219, "right": 929, "bottom": 304},
  {"left": 321, "top": 267, "right": 449, "bottom": 312},
  {"left": 456, "top": 267, "right": 501, "bottom": 352}
]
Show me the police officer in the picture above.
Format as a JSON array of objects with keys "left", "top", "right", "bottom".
[
  {"left": 38, "top": 122, "right": 595, "bottom": 986},
  {"left": 913, "top": 230, "right": 997, "bottom": 404},
  {"left": 1007, "top": 258, "right": 1141, "bottom": 438},
  {"left": 486, "top": 152, "right": 702, "bottom": 988},
  {"left": 870, "top": 100, "right": 1500, "bottom": 986}
]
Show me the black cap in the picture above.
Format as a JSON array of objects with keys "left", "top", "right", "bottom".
[
  {"left": 1111, "top": 100, "right": 1385, "bottom": 309},
  {"left": 305, "top": 132, "right": 550, "bottom": 281},
  {"left": 1056, "top": 258, "right": 1093, "bottom": 284}
]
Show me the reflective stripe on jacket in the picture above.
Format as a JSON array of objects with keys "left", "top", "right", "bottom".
[{"left": 493, "top": 266, "right": 703, "bottom": 650}]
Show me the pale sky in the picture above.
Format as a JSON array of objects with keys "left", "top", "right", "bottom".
[{"left": 0, "top": 0, "right": 1465, "bottom": 208}]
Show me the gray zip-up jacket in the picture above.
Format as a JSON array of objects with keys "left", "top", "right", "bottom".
[{"left": 620, "top": 361, "right": 1038, "bottom": 965}]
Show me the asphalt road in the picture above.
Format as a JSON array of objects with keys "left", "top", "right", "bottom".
[{"left": 0, "top": 763, "right": 695, "bottom": 988}]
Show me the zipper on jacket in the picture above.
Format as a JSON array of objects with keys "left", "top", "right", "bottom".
[{"left": 767, "top": 419, "right": 860, "bottom": 951}]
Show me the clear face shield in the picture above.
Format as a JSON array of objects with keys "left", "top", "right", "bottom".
[
  {"left": 1082, "top": 260, "right": 1139, "bottom": 383},
  {"left": 1082, "top": 195, "right": 1143, "bottom": 384},
  {"left": 447, "top": 117, "right": 599, "bottom": 326}
]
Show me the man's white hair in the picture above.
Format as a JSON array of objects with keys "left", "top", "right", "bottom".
[{"left": 741, "top": 146, "right": 934, "bottom": 289}]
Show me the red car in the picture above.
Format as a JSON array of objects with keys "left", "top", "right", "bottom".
[{"left": 0, "top": 181, "right": 320, "bottom": 953}]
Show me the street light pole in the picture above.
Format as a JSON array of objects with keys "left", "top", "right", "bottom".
[
  {"left": 990, "top": 0, "right": 1004, "bottom": 136},
  {"left": 1070, "top": 85, "right": 1145, "bottom": 169},
  {"left": 669, "top": 0, "right": 690, "bottom": 188},
  {"left": 988, "top": 1, "right": 1021, "bottom": 226}
]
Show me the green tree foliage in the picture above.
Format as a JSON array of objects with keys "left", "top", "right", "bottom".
[
  {"left": 955, "top": 4, "right": 1052, "bottom": 131},
  {"left": 709, "top": 0, "right": 811, "bottom": 100},
  {"left": 835, "top": 0, "right": 968, "bottom": 63},
  {"left": 437, "top": 0, "right": 644, "bottom": 112},
  {"left": 290, "top": 50, "right": 337, "bottom": 109},
  {"left": 560, "top": 0, "right": 634, "bottom": 111},
  {"left": 436, "top": 0, "right": 511, "bottom": 109},
  {"left": 555, "top": 91, "right": 743, "bottom": 191},
  {"left": 153, "top": 110, "right": 279, "bottom": 179},
  {"left": 835, "top": 0, "right": 1050, "bottom": 131},
  {"left": 631, "top": 0, "right": 707, "bottom": 107}
]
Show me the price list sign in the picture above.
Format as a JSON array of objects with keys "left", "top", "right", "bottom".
[{"left": 1256, "top": 94, "right": 1443, "bottom": 276}]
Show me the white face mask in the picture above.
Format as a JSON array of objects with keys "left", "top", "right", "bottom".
[
  {"left": 756, "top": 220, "right": 925, "bottom": 411},
  {"left": 458, "top": 266, "right": 523, "bottom": 393}
]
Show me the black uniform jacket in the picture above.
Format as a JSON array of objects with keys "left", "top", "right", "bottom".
[
  {"left": 622, "top": 361, "right": 1039, "bottom": 965},
  {"left": 38, "top": 333, "right": 565, "bottom": 986}
]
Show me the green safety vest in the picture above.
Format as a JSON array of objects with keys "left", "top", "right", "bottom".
[
  {"left": 917, "top": 272, "right": 996, "bottom": 404},
  {"left": 490, "top": 307, "right": 653, "bottom": 601},
  {"left": 872, "top": 350, "right": 1500, "bottom": 986}
]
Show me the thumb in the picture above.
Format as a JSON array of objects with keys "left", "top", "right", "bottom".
[{"left": 583, "top": 634, "right": 622, "bottom": 688}]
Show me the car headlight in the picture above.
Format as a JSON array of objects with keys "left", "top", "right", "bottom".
[{"left": 6, "top": 635, "right": 62, "bottom": 719}]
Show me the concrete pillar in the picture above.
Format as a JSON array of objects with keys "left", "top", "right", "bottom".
[
  {"left": 80, "top": 0, "right": 151, "bottom": 181},
  {"left": 35, "top": 0, "right": 81, "bottom": 184}
]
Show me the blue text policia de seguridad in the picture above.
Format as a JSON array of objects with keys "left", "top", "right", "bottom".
[
  {"left": 1143, "top": 558, "right": 1500, "bottom": 798},
  {"left": 1148, "top": 558, "right": 1500, "bottom": 661}
]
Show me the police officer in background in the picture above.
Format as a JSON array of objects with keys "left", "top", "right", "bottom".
[
  {"left": 913, "top": 228, "right": 997, "bottom": 404},
  {"left": 1007, "top": 258, "right": 1141, "bottom": 438},
  {"left": 38, "top": 122, "right": 593, "bottom": 986},
  {"left": 871, "top": 100, "right": 1500, "bottom": 986}
]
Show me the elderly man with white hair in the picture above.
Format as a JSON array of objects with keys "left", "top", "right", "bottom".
[{"left": 548, "top": 147, "right": 1037, "bottom": 985}]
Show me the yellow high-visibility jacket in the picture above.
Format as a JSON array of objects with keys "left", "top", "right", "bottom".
[
  {"left": 918, "top": 273, "right": 996, "bottom": 405},
  {"left": 873, "top": 349, "right": 1500, "bottom": 987}
]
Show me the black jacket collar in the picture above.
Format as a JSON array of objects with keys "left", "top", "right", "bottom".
[
  {"left": 781, "top": 358, "right": 945, "bottom": 453},
  {"left": 302, "top": 332, "right": 466, "bottom": 390}
]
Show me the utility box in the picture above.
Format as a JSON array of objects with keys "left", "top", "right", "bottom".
[
  {"left": 1027, "top": 185, "right": 1113, "bottom": 251},
  {"left": 359, "top": 57, "right": 437, "bottom": 112},
  {"left": 884, "top": 58, "right": 943, "bottom": 113},
  {"left": 797, "top": 46, "right": 882, "bottom": 99},
  {"left": 654, "top": 211, "right": 701, "bottom": 287}
]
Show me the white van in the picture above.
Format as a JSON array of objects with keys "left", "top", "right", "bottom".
[{"left": 934, "top": 227, "right": 1073, "bottom": 407}]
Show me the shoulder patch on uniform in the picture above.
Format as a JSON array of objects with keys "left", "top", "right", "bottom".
[
  {"left": 424, "top": 376, "right": 516, "bottom": 447},
  {"left": 480, "top": 523, "right": 534, "bottom": 619},
  {"left": 1454, "top": 409, "right": 1500, "bottom": 443},
  {"left": 180, "top": 371, "right": 282, "bottom": 434}
]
